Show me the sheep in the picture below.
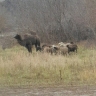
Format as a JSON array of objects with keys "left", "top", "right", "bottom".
[
  {"left": 58, "top": 42, "right": 77, "bottom": 54},
  {"left": 58, "top": 42, "right": 74, "bottom": 47},
  {"left": 67, "top": 44, "right": 78, "bottom": 53},
  {"left": 50, "top": 45, "right": 59, "bottom": 55},
  {"left": 45, "top": 44, "right": 69, "bottom": 55},
  {"left": 41, "top": 43, "right": 69, "bottom": 56},
  {"left": 52, "top": 46, "right": 68, "bottom": 55},
  {"left": 41, "top": 44, "right": 51, "bottom": 52},
  {"left": 42, "top": 46, "right": 52, "bottom": 54},
  {"left": 58, "top": 42, "right": 66, "bottom": 47},
  {"left": 58, "top": 46, "right": 69, "bottom": 55},
  {"left": 42, "top": 45, "right": 58, "bottom": 55}
]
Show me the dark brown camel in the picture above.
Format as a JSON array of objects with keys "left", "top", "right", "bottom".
[{"left": 14, "top": 34, "right": 41, "bottom": 53}]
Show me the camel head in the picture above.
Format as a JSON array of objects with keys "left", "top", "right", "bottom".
[{"left": 14, "top": 34, "right": 22, "bottom": 41}]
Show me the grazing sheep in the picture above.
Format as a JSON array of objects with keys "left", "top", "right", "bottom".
[
  {"left": 14, "top": 34, "right": 41, "bottom": 53},
  {"left": 42, "top": 46, "right": 52, "bottom": 54},
  {"left": 41, "top": 43, "right": 52, "bottom": 52},
  {"left": 50, "top": 45, "right": 59, "bottom": 55},
  {"left": 65, "top": 42, "right": 74, "bottom": 46},
  {"left": 44, "top": 44, "right": 69, "bottom": 55},
  {"left": 58, "top": 42, "right": 74, "bottom": 47},
  {"left": 67, "top": 44, "right": 78, "bottom": 53},
  {"left": 52, "top": 46, "right": 68, "bottom": 55},
  {"left": 42, "top": 44, "right": 51, "bottom": 48},
  {"left": 42, "top": 46, "right": 57, "bottom": 55},
  {"left": 58, "top": 46, "right": 69, "bottom": 55},
  {"left": 58, "top": 42, "right": 66, "bottom": 47}
]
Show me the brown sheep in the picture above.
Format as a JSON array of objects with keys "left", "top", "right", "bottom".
[
  {"left": 41, "top": 43, "right": 54, "bottom": 52},
  {"left": 42, "top": 46, "right": 52, "bottom": 54},
  {"left": 67, "top": 44, "right": 78, "bottom": 53}
]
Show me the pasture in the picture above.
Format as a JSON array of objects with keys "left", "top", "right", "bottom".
[{"left": 0, "top": 44, "right": 96, "bottom": 87}]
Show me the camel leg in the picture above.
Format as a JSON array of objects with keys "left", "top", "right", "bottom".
[
  {"left": 35, "top": 44, "right": 38, "bottom": 51},
  {"left": 28, "top": 45, "right": 32, "bottom": 53},
  {"left": 26, "top": 43, "right": 32, "bottom": 53}
]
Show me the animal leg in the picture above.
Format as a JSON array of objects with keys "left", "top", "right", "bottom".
[
  {"left": 35, "top": 44, "right": 38, "bottom": 51},
  {"left": 26, "top": 43, "right": 32, "bottom": 53}
]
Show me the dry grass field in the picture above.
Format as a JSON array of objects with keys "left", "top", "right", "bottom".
[{"left": 0, "top": 44, "right": 96, "bottom": 87}]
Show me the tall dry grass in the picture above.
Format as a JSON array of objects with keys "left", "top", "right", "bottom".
[{"left": 0, "top": 45, "right": 96, "bottom": 87}]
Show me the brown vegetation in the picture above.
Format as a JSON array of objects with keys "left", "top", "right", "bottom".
[{"left": 0, "top": 0, "right": 96, "bottom": 50}]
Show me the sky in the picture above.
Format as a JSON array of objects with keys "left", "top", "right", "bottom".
[{"left": 0, "top": 0, "right": 5, "bottom": 2}]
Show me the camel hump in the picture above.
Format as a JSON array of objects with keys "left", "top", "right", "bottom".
[{"left": 29, "top": 31, "right": 37, "bottom": 35}]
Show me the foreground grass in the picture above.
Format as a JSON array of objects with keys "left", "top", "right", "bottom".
[{"left": 0, "top": 45, "right": 96, "bottom": 87}]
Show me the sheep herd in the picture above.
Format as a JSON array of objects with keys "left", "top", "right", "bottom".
[
  {"left": 14, "top": 33, "right": 78, "bottom": 55},
  {"left": 41, "top": 42, "right": 78, "bottom": 55}
]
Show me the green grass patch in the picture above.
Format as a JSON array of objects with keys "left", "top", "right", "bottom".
[{"left": 0, "top": 46, "right": 96, "bottom": 87}]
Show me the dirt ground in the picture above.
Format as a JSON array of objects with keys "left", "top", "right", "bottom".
[{"left": 0, "top": 86, "right": 96, "bottom": 96}]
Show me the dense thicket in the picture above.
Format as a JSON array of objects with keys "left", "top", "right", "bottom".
[{"left": 0, "top": 0, "right": 96, "bottom": 45}]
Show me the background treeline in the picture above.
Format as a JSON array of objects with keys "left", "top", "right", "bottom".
[{"left": 0, "top": 0, "right": 96, "bottom": 47}]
